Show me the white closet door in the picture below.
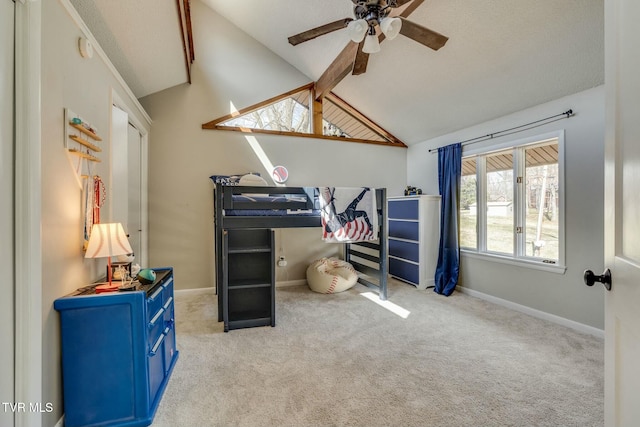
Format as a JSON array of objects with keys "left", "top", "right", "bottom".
[
  {"left": 111, "top": 104, "right": 146, "bottom": 265},
  {"left": 127, "top": 123, "right": 142, "bottom": 262},
  {"left": 1, "top": 1, "right": 15, "bottom": 426},
  {"left": 111, "top": 105, "right": 129, "bottom": 227}
]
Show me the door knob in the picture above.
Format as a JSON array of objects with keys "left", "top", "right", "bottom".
[{"left": 583, "top": 268, "right": 612, "bottom": 291}]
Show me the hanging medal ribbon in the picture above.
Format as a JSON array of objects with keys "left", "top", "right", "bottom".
[
  {"left": 83, "top": 176, "right": 93, "bottom": 250},
  {"left": 93, "top": 175, "right": 105, "bottom": 224}
]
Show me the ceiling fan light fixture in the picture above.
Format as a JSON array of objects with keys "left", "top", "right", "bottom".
[
  {"left": 362, "top": 33, "right": 381, "bottom": 54},
  {"left": 380, "top": 17, "right": 402, "bottom": 40},
  {"left": 347, "top": 19, "right": 368, "bottom": 43}
]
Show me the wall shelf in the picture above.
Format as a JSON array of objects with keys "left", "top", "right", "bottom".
[
  {"left": 68, "top": 135, "right": 102, "bottom": 152},
  {"left": 69, "top": 122, "right": 102, "bottom": 141},
  {"left": 67, "top": 148, "right": 101, "bottom": 162},
  {"left": 64, "top": 108, "right": 103, "bottom": 188},
  {"left": 64, "top": 108, "right": 102, "bottom": 163}
]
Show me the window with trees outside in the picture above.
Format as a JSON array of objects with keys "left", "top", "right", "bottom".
[
  {"left": 205, "top": 84, "right": 405, "bottom": 146},
  {"left": 459, "top": 133, "right": 564, "bottom": 270}
]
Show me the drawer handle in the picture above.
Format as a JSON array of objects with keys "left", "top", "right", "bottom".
[
  {"left": 165, "top": 318, "right": 175, "bottom": 329},
  {"left": 163, "top": 296, "right": 173, "bottom": 311},
  {"left": 148, "top": 308, "right": 165, "bottom": 328},
  {"left": 149, "top": 286, "right": 163, "bottom": 301},
  {"left": 149, "top": 332, "right": 166, "bottom": 356}
]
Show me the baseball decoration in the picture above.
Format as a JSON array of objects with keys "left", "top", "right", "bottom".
[
  {"left": 306, "top": 257, "right": 358, "bottom": 294},
  {"left": 272, "top": 165, "right": 289, "bottom": 183}
]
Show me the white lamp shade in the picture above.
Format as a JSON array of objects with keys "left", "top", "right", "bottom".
[
  {"left": 85, "top": 223, "right": 133, "bottom": 259},
  {"left": 380, "top": 17, "right": 402, "bottom": 40},
  {"left": 347, "top": 19, "right": 368, "bottom": 43},
  {"left": 362, "top": 34, "right": 381, "bottom": 54}
]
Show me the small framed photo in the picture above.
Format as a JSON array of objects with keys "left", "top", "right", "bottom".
[{"left": 107, "top": 262, "right": 131, "bottom": 281}]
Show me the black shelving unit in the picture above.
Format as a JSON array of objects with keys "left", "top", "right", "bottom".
[{"left": 222, "top": 229, "right": 275, "bottom": 332}]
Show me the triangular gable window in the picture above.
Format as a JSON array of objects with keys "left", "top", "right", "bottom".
[
  {"left": 219, "top": 87, "right": 311, "bottom": 133},
  {"left": 202, "top": 83, "right": 406, "bottom": 147}
]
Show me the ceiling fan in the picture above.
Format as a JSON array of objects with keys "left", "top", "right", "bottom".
[{"left": 288, "top": 0, "right": 448, "bottom": 75}]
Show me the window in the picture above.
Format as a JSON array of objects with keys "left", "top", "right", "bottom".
[
  {"left": 221, "top": 96, "right": 310, "bottom": 133},
  {"left": 459, "top": 133, "right": 564, "bottom": 270},
  {"left": 202, "top": 84, "right": 406, "bottom": 146},
  {"left": 485, "top": 149, "right": 514, "bottom": 254},
  {"left": 460, "top": 157, "right": 477, "bottom": 249}
]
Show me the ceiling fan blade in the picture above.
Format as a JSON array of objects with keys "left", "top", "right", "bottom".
[
  {"left": 398, "top": 18, "right": 448, "bottom": 50},
  {"left": 352, "top": 42, "right": 369, "bottom": 75},
  {"left": 390, "top": 0, "right": 415, "bottom": 7},
  {"left": 397, "top": 0, "right": 425, "bottom": 17},
  {"left": 288, "top": 18, "right": 353, "bottom": 46}
]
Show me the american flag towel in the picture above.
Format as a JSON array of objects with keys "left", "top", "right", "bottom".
[{"left": 318, "top": 187, "right": 378, "bottom": 243}]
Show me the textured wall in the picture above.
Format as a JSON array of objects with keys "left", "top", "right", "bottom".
[
  {"left": 407, "top": 86, "right": 605, "bottom": 330},
  {"left": 40, "top": 1, "right": 151, "bottom": 424},
  {"left": 140, "top": 1, "right": 407, "bottom": 290}
]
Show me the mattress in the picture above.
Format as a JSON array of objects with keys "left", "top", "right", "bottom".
[{"left": 225, "top": 194, "right": 320, "bottom": 217}]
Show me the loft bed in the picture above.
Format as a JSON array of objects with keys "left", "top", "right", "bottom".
[{"left": 213, "top": 182, "right": 388, "bottom": 330}]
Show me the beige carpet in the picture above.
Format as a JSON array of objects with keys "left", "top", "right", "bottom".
[{"left": 152, "top": 279, "right": 603, "bottom": 427}]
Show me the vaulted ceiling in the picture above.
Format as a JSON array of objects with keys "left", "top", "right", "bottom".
[{"left": 69, "top": 0, "right": 604, "bottom": 145}]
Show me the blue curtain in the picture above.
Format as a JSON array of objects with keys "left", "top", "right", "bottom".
[{"left": 434, "top": 143, "right": 462, "bottom": 296}]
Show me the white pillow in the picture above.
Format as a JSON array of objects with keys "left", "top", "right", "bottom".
[{"left": 239, "top": 173, "right": 268, "bottom": 186}]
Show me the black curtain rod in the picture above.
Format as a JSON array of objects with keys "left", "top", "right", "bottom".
[{"left": 428, "top": 109, "right": 574, "bottom": 153}]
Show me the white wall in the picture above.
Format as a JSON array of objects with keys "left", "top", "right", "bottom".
[
  {"left": 41, "top": 1, "right": 151, "bottom": 424},
  {"left": 1, "top": 2, "right": 15, "bottom": 425},
  {"left": 139, "top": 1, "right": 407, "bottom": 289},
  {"left": 407, "top": 86, "right": 605, "bottom": 329}
]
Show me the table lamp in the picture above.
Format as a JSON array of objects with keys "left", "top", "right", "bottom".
[{"left": 85, "top": 222, "right": 133, "bottom": 292}]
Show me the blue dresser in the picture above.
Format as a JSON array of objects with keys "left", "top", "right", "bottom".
[
  {"left": 388, "top": 196, "right": 440, "bottom": 289},
  {"left": 54, "top": 267, "right": 178, "bottom": 427}
]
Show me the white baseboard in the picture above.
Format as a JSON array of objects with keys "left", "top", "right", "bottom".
[
  {"left": 174, "top": 287, "right": 215, "bottom": 295},
  {"left": 174, "top": 282, "right": 306, "bottom": 293},
  {"left": 276, "top": 279, "right": 307, "bottom": 288},
  {"left": 456, "top": 286, "right": 604, "bottom": 339}
]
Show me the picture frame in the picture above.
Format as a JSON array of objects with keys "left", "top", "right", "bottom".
[{"left": 107, "top": 262, "right": 131, "bottom": 281}]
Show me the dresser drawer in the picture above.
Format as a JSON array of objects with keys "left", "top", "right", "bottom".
[
  {"left": 388, "top": 220, "right": 420, "bottom": 240},
  {"left": 148, "top": 330, "right": 166, "bottom": 405},
  {"left": 389, "top": 258, "right": 420, "bottom": 285},
  {"left": 389, "top": 239, "right": 420, "bottom": 262},
  {"left": 147, "top": 282, "right": 170, "bottom": 351},
  {"left": 147, "top": 284, "right": 164, "bottom": 323},
  {"left": 161, "top": 277, "right": 174, "bottom": 304},
  {"left": 163, "top": 325, "right": 176, "bottom": 374},
  {"left": 388, "top": 199, "right": 419, "bottom": 220}
]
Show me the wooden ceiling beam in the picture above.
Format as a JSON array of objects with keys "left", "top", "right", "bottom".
[
  {"left": 205, "top": 126, "right": 405, "bottom": 148},
  {"left": 314, "top": 41, "right": 359, "bottom": 101},
  {"left": 184, "top": 0, "right": 195, "bottom": 62},
  {"left": 176, "top": 0, "right": 195, "bottom": 83},
  {"left": 311, "top": 87, "right": 324, "bottom": 135}
]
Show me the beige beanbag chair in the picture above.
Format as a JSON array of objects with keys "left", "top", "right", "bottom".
[{"left": 306, "top": 257, "right": 358, "bottom": 294}]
